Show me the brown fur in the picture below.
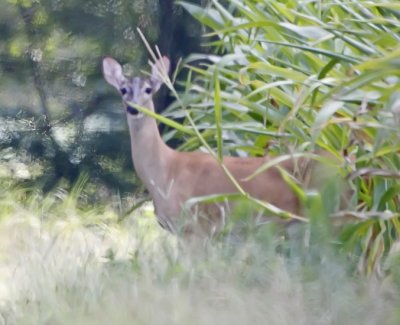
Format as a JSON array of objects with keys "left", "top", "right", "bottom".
[{"left": 102, "top": 56, "right": 338, "bottom": 237}]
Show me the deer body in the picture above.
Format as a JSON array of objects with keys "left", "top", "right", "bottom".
[
  {"left": 126, "top": 107, "right": 299, "bottom": 234},
  {"left": 103, "top": 56, "right": 305, "bottom": 236}
]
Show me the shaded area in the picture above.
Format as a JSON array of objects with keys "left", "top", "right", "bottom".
[{"left": 0, "top": 0, "right": 204, "bottom": 193}]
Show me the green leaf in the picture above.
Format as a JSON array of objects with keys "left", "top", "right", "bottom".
[
  {"left": 257, "top": 40, "right": 360, "bottom": 64},
  {"left": 177, "top": 1, "right": 224, "bottom": 30},
  {"left": 128, "top": 102, "right": 195, "bottom": 136},
  {"left": 214, "top": 68, "right": 223, "bottom": 160},
  {"left": 313, "top": 100, "right": 343, "bottom": 132},
  {"left": 247, "top": 62, "right": 308, "bottom": 82},
  {"left": 279, "top": 22, "right": 331, "bottom": 39}
]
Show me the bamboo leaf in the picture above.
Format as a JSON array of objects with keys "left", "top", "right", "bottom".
[
  {"left": 214, "top": 68, "right": 223, "bottom": 160},
  {"left": 128, "top": 102, "right": 195, "bottom": 135},
  {"left": 257, "top": 40, "right": 360, "bottom": 63}
]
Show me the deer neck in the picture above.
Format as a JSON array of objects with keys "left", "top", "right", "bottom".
[{"left": 126, "top": 111, "right": 174, "bottom": 194}]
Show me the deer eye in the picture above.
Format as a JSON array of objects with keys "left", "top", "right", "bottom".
[
  {"left": 120, "top": 88, "right": 127, "bottom": 95},
  {"left": 144, "top": 87, "right": 152, "bottom": 94}
]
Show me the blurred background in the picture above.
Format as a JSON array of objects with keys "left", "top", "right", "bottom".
[{"left": 0, "top": 0, "right": 205, "bottom": 195}]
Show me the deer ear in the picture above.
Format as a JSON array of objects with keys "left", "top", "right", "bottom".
[
  {"left": 150, "top": 56, "right": 170, "bottom": 93},
  {"left": 102, "top": 57, "right": 126, "bottom": 90}
]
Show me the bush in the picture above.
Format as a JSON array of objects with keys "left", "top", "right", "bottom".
[{"left": 166, "top": 0, "right": 400, "bottom": 275}]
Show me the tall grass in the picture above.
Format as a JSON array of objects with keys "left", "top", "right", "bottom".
[
  {"left": 161, "top": 0, "right": 400, "bottom": 274},
  {"left": 0, "top": 183, "right": 399, "bottom": 324}
]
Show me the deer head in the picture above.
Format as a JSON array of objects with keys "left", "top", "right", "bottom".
[{"left": 102, "top": 56, "right": 170, "bottom": 118}]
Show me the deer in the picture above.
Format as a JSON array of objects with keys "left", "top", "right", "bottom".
[{"left": 102, "top": 55, "right": 341, "bottom": 238}]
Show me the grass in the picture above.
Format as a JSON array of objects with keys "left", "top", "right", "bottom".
[
  {"left": 170, "top": 0, "right": 400, "bottom": 275},
  {"left": 0, "top": 182, "right": 399, "bottom": 324}
]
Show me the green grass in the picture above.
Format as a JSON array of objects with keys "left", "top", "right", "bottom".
[
  {"left": 166, "top": 0, "right": 400, "bottom": 276},
  {"left": 0, "top": 183, "right": 399, "bottom": 325}
]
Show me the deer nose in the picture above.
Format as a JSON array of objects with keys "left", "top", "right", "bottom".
[{"left": 126, "top": 105, "right": 139, "bottom": 115}]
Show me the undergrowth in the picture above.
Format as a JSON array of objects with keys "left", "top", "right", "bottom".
[{"left": 0, "top": 181, "right": 399, "bottom": 325}]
